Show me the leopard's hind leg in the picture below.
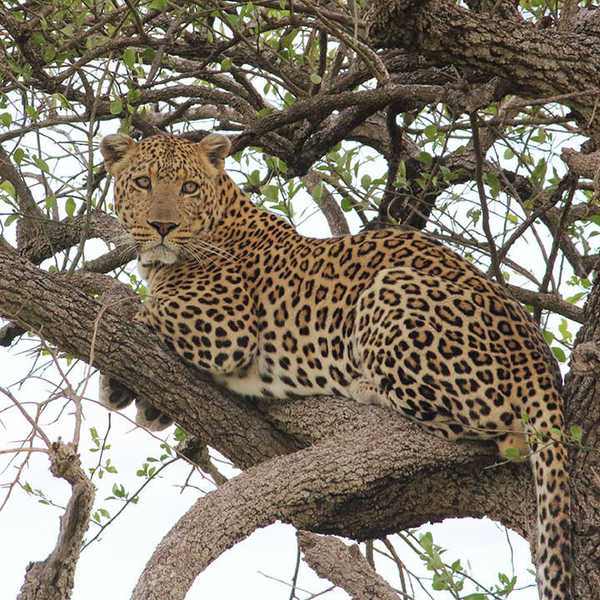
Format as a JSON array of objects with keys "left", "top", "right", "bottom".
[{"left": 352, "top": 266, "right": 572, "bottom": 599}]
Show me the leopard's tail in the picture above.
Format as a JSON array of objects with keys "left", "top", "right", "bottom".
[{"left": 528, "top": 433, "right": 571, "bottom": 599}]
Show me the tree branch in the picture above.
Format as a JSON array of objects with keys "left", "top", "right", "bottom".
[
  {"left": 131, "top": 421, "right": 533, "bottom": 600},
  {"left": 297, "top": 532, "right": 399, "bottom": 600},
  {"left": 0, "top": 248, "right": 298, "bottom": 467},
  {"left": 368, "top": 0, "right": 600, "bottom": 138},
  {"left": 17, "top": 442, "right": 95, "bottom": 600}
]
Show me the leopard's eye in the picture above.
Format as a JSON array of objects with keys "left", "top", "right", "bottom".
[
  {"left": 181, "top": 181, "right": 199, "bottom": 194},
  {"left": 134, "top": 176, "right": 151, "bottom": 190}
]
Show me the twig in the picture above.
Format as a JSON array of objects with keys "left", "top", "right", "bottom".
[{"left": 469, "top": 111, "right": 504, "bottom": 284}]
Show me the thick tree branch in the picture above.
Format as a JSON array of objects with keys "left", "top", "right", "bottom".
[
  {"left": 19, "top": 212, "right": 127, "bottom": 265},
  {"left": 0, "top": 248, "right": 298, "bottom": 467},
  {"left": 562, "top": 276, "right": 600, "bottom": 598},
  {"left": 132, "top": 422, "right": 533, "bottom": 600},
  {"left": 368, "top": 0, "right": 600, "bottom": 138}
]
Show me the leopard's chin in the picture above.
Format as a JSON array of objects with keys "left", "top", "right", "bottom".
[
  {"left": 137, "top": 244, "right": 179, "bottom": 279},
  {"left": 139, "top": 244, "right": 178, "bottom": 267}
]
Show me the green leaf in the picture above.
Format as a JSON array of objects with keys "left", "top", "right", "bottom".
[
  {"left": 123, "top": 47, "right": 135, "bottom": 68},
  {"left": 14, "top": 148, "right": 25, "bottom": 165},
  {"left": 504, "top": 447, "right": 522, "bottom": 460},
  {"left": 43, "top": 45, "right": 56, "bottom": 62},
  {"left": 112, "top": 484, "right": 125, "bottom": 497},
  {"left": 551, "top": 346, "right": 566, "bottom": 363},
  {"left": 558, "top": 318, "right": 572, "bottom": 341},
  {"left": 0, "top": 180, "right": 15, "bottom": 198},
  {"left": 221, "top": 57, "right": 232, "bottom": 71},
  {"left": 33, "top": 156, "right": 49, "bottom": 173},
  {"left": 565, "top": 292, "right": 586, "bottom": 304},
  {"left": 256, "top": 107, "right": 274, "bottom": 117},
  {"left": 310, "top": 73, "right": 322, "bottom": 84},
  {"left": 310, "top": 183, "right": 323, "bottom": 203},
  {"left": 570, "top": 425, "right": 582, "bottom": 444},
  {"left": 483, "top": 172, "right": 501, "bottom": 198},
  {"left": 416, "top": 151, "right": 432, "bottom": 166},
  {"left": 173, "top": 426, "right": 187, "bottom": 441},
  {"left": 65, "top": 197, "right": 76, "bottom": 218},
  {"left": 531, "top": 158, "right": 548, "bottom": 185},
  {"left": 419, "top": 531, "right": 433, "bottom": 551},
  {"left": 432, "top": 572, "right": 447, "bottom": 590},
  {"left": 5, "top": 213, "right": 19, "bottom": 226},
  {"left": 423, "top": 124, "right": 437, "bottom": 141},
  {"left": 248, "top": 169, "right": 260, "bottom": 185},
  {"left": 260, "top": 184, "right": 279, "bottom": 203},
  {"left": 110, "top": 99, "right": 123, "bottom": 115},
  {"left": 52, "top": 93, "right": 70, "bottom": 109},
  {"left": 341, "top": 197, "right": 354, "bottom": 212}
]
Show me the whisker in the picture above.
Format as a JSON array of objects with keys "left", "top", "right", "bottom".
[
  {"left": 182, "top": 244, "right": 222, "bottom": 269},
  {"left": 186, "top": 239, "right": 237, "bottom": 265}
]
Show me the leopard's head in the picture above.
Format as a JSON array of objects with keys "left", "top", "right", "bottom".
[{"left": 100, "top": 133, "right": 231, "bottom": 271}]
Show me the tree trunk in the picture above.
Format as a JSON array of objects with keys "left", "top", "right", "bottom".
[{"left": 563, "top": 278, "right": 600, "bottom": 597}]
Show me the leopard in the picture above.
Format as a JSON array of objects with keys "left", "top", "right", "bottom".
[{"left": 99, "top": 132, "right": 571, "bottom": 600}]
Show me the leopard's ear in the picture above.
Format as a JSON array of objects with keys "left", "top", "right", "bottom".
[
  {"left": 100, "top": 134, "right": 138, "bottom": 176},
  {"left": 198, "top": 133, "right": 231, "bottom": 170}
]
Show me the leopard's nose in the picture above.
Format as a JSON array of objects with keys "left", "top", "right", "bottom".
[{"left": 147, "top": 220, "right": 179, "bottom": 238}]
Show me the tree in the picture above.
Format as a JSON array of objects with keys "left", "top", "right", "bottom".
[{"left": 0, "top": 1, "right": 599, "bottom": 599}]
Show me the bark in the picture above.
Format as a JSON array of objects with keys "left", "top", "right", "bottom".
[
  {"left": 0, "top": 247, "right": 298, "bottom": 468},
  {"left": 297, "top": 532, "right": 399, "bottom": 600},
  {"left": 132, "top": 423, "right": 532, "bottom": 600},
  {"left": 18, "top": 212, "right": 127, "bottom": 266},
  {"left": 368, "top": 0, "right": 600, "bottom": 139},
  {"left": 562, "top": 277, "right": 600, "bottom": 597},
  {"left": 17, "top": 442, "right": 95, "bottom": 600}
]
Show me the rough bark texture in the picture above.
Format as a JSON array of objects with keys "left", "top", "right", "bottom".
[
  {"left": 297, "top": 532, "right": 399, "bottom": 600},
  {"left": 17, "top": 442, "right": 95, "bottom": 600},
  {"left": 562, "top": 280, "right": 600, "bottom": 598},
  {"left": 0, "top": 247, "right": 297, "bottom": 468},
  {"left": 132, "top": 423, "right": 532, "bottom": 600},
  {"left": 368, "top": 0, "right": 600, "bottom": 138}
]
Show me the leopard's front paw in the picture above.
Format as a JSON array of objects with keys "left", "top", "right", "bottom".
[
  {"left": 99, "top": 374, "right": 135, "bottom": 410},
  {"left": 134, "top": 398, "right": 173, "bottom": 431}
]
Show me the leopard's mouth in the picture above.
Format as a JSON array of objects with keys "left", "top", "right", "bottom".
[{"left": 138, "top": 243, "right": 179, "bottom": 267}]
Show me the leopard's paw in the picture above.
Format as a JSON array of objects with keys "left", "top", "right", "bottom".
[
  {"left": 99, "top": 374, "right": 135, "bottom": 410},
  {"left": 134, "top": 398, "right": 173, "bottom": 431}
]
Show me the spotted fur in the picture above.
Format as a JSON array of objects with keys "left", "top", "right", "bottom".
[{"left": 99, "top": 133, "right": 571, "bottom": 599}]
